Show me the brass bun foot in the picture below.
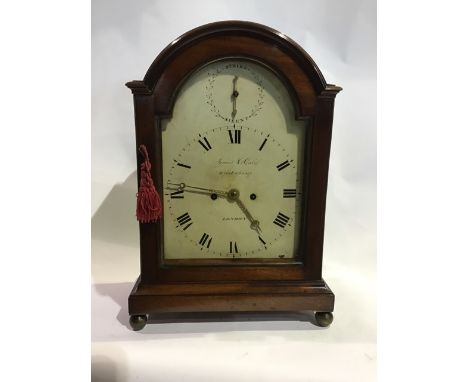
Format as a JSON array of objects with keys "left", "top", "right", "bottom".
[
  {"left": 129, "top": 314, "right": 147, "bottom": 331},
  {"left": 314, "top": 312, "right": 333, "bottom": 327}
]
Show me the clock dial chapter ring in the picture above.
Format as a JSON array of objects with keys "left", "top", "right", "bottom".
[{"left": 165, "top": 126, "right": 298, "bottom": 258}]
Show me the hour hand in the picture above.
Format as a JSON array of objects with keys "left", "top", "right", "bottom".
[
  {"left": 226, "top": 189, "right": 262, "bottom": 234},
  {"left": 235, "top": 198, "right": 262, "bottom": 234}
]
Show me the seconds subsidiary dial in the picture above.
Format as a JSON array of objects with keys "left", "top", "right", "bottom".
[{"left": 205, "top": 61, "right": 265, "bottom": 124}]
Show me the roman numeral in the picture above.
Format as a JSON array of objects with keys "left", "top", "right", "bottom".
[
  {"left": 228, "top": 129, "right": 241, "bottom": 144},
  {"left": 258, "top": 138, "right": 268, "bottom": 151},
  {"left": 198, "top": 136, "right": 212, "bottom": 151},
  {"left": 175, "top": 160, "right": 191, "bottom": 169},
  {"left": 276, "top": 160, "right": 291, "bottom": 171},
  {"left": 170, "top": 190, "right": 184, "bottom": 199},
  {"left": 229, "top": 241, "right": 238, "bottom": 253},
  {"left": 283, "top": 189, "right": 297, "bottom": 198},
  {"left": 273, "top": 212, "right": 290, "bottom": 228},
  {"left": 199, "top": 233, "right": 212, "bottom": 248},
  {"left": 176, "top": 212, "right": 192, "bottom": 230}
]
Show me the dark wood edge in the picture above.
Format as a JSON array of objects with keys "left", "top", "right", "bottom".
[
  {"left": 154, "top": 263, "right": 306, "bottom": 283},
  {"left": 162, "top": 258, "right": 301, "bottom": 266},
  {"left": 126, "top": 80, "right": 152, "bottom": 94},
  {"left": 129, "top": 276, "right": 334, "bottom": 314},
  {"left": 129, "top": 276, "right": 332, "bottom": 296},
  {"left": 133, "top": 280, "right": 329, "bottom": 296},
  {"left": 303, "top": 96, "right": 337, "bottom": 278},
  {"left": 129, "top": 294, "right": 335, "bottom": 315},
  {"left": 126, "top": 21, "right": 330, "bottom": 94},
  {"left": 320, "top": 84, "right": 343, "bottom": 98}
]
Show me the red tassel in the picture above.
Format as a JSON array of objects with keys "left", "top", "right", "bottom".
[{"left": 136, "top": 144, "right": 162, "bottom": 223}]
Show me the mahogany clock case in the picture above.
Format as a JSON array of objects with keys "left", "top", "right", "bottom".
[{"left": 126, "top": 21, "right": 341, "bottom": 328}]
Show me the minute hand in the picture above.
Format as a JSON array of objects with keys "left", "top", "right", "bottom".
[{"left": 167, "top": 182, "right": 228, "bottom": 196}]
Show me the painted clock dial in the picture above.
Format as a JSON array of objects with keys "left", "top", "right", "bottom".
[{"left": 161, "top": 59, "right": 306, "bottom": 260}]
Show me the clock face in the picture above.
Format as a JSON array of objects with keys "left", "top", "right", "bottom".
[{"left": 161, "top": 59, "right": 307, "bottom": 260}]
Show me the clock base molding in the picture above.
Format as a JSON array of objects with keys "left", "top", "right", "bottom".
[{"left": 128, "top": 276, "right": 334, "bottom": 327}]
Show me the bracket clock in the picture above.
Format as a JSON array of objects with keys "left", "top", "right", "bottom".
[{"left": 126, "top": 21, "right": 341, "bottom": 330}]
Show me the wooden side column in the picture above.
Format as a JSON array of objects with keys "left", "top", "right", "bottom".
[
  {"left": 304, "top": 85, "right": 342, "bottom": 280},
  {"left": 126, "top": 81, "right": 161, "bottom": 284}
]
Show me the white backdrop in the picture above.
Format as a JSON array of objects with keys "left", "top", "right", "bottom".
[{"left": 92, "top": 0, "right": 376, "bottom": 381}]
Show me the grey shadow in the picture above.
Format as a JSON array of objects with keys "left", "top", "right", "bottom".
[
  {"left": 94, "top": 282, "right": 134, "bottom": 331},
  {"left": 147, "top": 311, "right": 323, "bottom": 331},
  {"left": 91, "top": 353, "right": 128, "bottom": 382},
  {"left": 91, "top": 356, "right": 118, "bottom": 382},
  {"left": 143, "top": 311, "right": 325, "bottom": 341},
  {"left": 92, "top": 170, "right": 139, "bottom": 248}
]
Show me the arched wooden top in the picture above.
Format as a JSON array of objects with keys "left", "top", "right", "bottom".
[{"left": 126, "top": 21, "right": 341, "bottom": 117}]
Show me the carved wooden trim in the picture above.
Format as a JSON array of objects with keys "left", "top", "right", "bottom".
[{"left": 125, "top": 80, "right": 151, "bottom": 95}]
